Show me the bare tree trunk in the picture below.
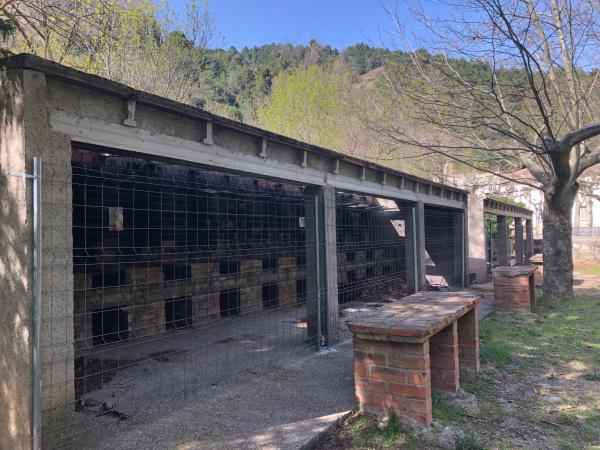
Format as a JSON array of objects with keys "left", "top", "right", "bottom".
[{"left": 543, "top": 184, "right": 577, "bottom": 300}]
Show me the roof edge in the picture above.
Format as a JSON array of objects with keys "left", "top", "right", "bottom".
[{"left": 1, "top": 53, "right": 468, "bottom": 195}]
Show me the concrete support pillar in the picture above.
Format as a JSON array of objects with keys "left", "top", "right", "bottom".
[
  {"left": 467, "top": 193, "right": 486, "bottom": 283},
  {"left": 322, "top": 186, "right": 338, "bottom": 344},
  {"left": 514, "top": 218, "right": 524, "bottom": 265},
  {"left": 402, "top": 206, "right": 417, "bottom": 293},
  {"left": 304, "top": 185, "right": 338, "bottom": 348},
  {"left": 497, "top": 215, "right": 510, "bottom": 266},
  {"left": 452, "top": 211, "right": 466, "bottom": 287},
  {"left": 0, "top": 69, "right": 74, "bottom": 449},
  {"left": 525, "top": 219, "right": 534, "bottom": 260},
  {"left": 415, "top": 201, "right": 427, "bottom": 291}
]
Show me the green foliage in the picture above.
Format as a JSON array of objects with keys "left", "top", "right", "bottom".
[
  {"left": 488, "top": 195, "right": 527, "bottom": 208},
  {"left": 0, "top": 17, "right": 16, "bottom": 58},
  {"left": 455, "top": 433, "right": 488, "bottom": 450},
  {"left": 258, "top": 65, "right": 349, "bottom": 147}
]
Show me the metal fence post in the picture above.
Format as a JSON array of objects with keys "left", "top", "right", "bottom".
[
  {"left": 32, "top": 156, "right": 42, "bottom": 450},
  {"left": 411, "top": 207, "right": 418, "bottom": 293},
  {"left": 314, "top": 195, "right": 321, "bottom": 352}
]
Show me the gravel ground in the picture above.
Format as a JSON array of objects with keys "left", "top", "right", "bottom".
[{"left": 74, "top": 322, "right": 357, "bottom": 449}]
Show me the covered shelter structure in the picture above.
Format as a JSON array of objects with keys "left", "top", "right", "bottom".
[{"left": 1, "top": 54, "right": 469, "bottom": 449}]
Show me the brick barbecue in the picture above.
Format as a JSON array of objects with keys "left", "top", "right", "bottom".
[{"left": 347, "top": 292, "right": 479, "bottom": 427}]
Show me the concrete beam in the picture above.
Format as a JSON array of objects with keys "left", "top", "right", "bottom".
[
  {"left": 484, "top": 198, "right": 532, "bottom": 220},
  {"left": 304, "top": 186, "right": 337, "bottom": 349},
  {"left": 50, "top": 111, "right": 466, "bottom": 210}
]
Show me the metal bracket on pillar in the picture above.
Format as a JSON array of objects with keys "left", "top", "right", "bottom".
[
  {"left": 400, "top": 177, "right": 405, "bottom": 190},
  {"left": 427, "top": 184, "right": 433, "bottom": 195},
  {"left": 259, "top": 138, "right": 268, "bottom": 158},
  {"left": 333, "top": 158, "right": 340, "bottom": 175},
  {"left": 360, "top": 166, "right": 366, "bottom": 181},
  {"left": 203, "top": 121, "right": 214, "bottom": 145},
  {"left": 301, "top": 150, "right": 308, "bottom": 168},
  {"left": 381, "top": 172, "right": 387, "bottom": 185},
  {"left": 123, "top": 98, "right": 137, "bottom": 127}
]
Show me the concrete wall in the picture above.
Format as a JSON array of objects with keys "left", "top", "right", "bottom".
[
  {"left": 0, "top": 69, "right": 74, "bottom": 449},
  {"left": 1, "top": 65, "right": 33, "bottom": 450}
]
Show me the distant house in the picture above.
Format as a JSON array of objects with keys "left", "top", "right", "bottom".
[{"left": 452, "top": 168, "right": 600, "bottom": 238}]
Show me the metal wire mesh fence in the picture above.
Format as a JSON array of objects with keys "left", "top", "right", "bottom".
[
  {"left": 42, "top": 148, "right": 328, "bottom": 448},
  {"left": 35, "top": 148, "right": 467, "bottom": 448},
  {"left": 335, "top": 193, "right": 412, "bottom": 308},
  {"left": 423, "top": 206, "right": 465, "bottom": 289}
]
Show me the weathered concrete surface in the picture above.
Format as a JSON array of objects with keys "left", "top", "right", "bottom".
[
  {"left": 468, "top": 194, "right": 487, "bottom": 283},
  {"left": 0, "top": 64, "right": 33, "bottom": 450},
  {"left": 0, "top": 68, "right": 75, "bottom": 449}
]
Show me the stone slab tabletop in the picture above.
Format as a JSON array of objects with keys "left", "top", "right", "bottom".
[
  {"left": 492, "top": 265, "right": 537, "bottom": 278},
  {"left": 346, "top": 291, "right": 478, "bottom": 343}
]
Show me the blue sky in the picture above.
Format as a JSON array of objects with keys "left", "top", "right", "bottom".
[{"left": 171, "top": 0, "right": 417, "bottom": 50}]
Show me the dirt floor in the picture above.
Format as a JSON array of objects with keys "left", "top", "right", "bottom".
[{"left": 316, "top": 261, "right": 600, "bottom": 450}]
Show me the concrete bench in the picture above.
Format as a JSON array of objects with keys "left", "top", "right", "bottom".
[{"left": 347, "top": 292, "right": 479, "bottom": 427}]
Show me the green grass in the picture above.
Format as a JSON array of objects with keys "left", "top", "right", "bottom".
[
  {"left": 479, "top": 297, "right": 600, "bottom": 370},
  {"left": 478, "top": 296, "right": 600, "bottom": 446},
  {"left": 455, "top": 433, "right": 488, "bottom": 450},
  {"left": 432, "top": 392, "right": 467, "bottom": 425},
  {"left": 340, "top": 411, "right": 419, "bottom": 449}
]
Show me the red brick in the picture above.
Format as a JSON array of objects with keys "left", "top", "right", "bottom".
[
  {"left": 371, "top": 366, "right": 406, "bottom": 384},
  {"left": 354, "top": 361, "right": 369, "bottom": 378},
  {"left": 406, "top": 370, "right": 429, "bottom": 386},
  {"left": 407, "top": 398, "right": 432, "bottom": 415},
  {"left": 355, "top": 378, "right": 387, "bottom": 394},
  {"left": 430, "top": 356, "right": 458, "bottom": 370},
  {"left": 388, "top": 354, "right": 430, "bottom": 370},
  {"left": 388, "top": 383, "right": 430, "bottom": 400},
  {"left": 371, "top": 393, "right": 408, "bottom": 412},
  {"left": 356, "top": 389, "right": 372, "bottom": 405},
  {"left": 406, "top": 410, "right": 433, "bottom": 427},
  {"left": 354, "top": 350, "right": 387, "bottom": 366},
  {"left": 432, "top": 381, "right": 459, "bottom": 393}
]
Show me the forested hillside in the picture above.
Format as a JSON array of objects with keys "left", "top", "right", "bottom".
[
  {"left": 0, "top": 0, "right": 473, "bottom": 179},
  {"left": 196, "top": 41, "right": 393, "bottom": 122}
]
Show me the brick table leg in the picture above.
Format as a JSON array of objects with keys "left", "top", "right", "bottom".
[
  {"left": 457, "top": 307, "right": 480, "bottom": 373},
  {"left": 429, "top": 322, "right": 459, "bottom": 393},
  {"left": 353, "top": 336, "right": 433, "bottom": 427}
]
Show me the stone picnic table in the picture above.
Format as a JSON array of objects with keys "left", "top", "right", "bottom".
[{"left": 347, "top": 291, "right": 480, "bottom": 427}]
